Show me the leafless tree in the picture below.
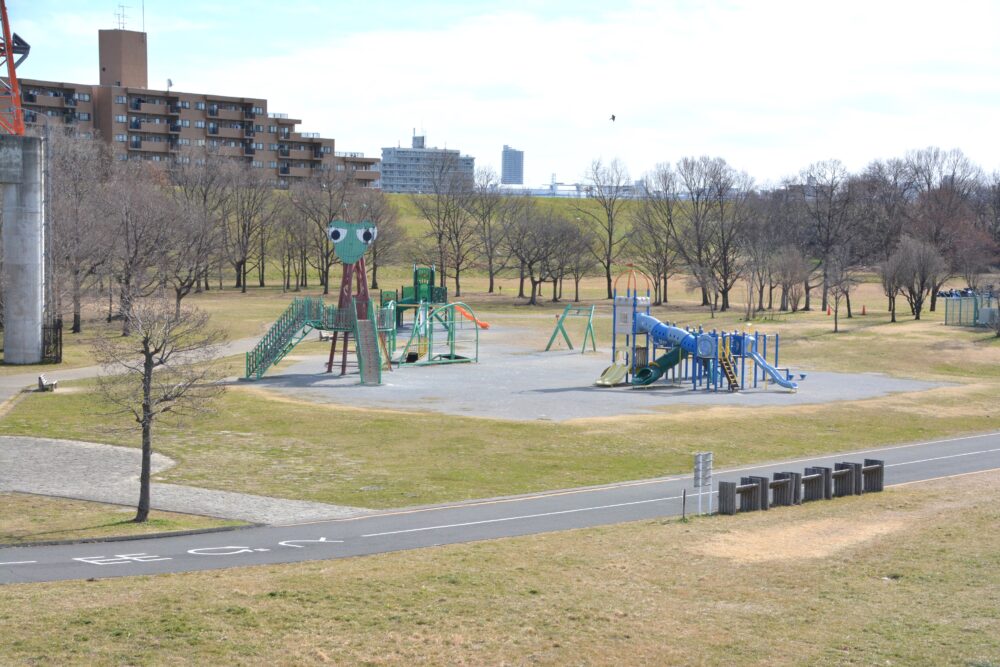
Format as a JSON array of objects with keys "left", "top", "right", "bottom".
[
  {"left": 411, "top": 152, "right": 473, "bottom": 290},
  {"left": 92, "top": 296, "right": 224, "bottom": 522},
  {"left": 772, "top": 245, "right": 809, "bottom": 312},
  {"left": 906, "top": 147, "right": 982, "bottom": 311},
  {"left": 575, "top": 158, "right": 631, "bottom": 299},
  {"left": 879, "top": 250, "right": 905, "bottom": 323},
  {"left": 274, "top": 203, "right": 311, "bottom": 292},
  {"left": 289, "top": 167, "right": 354, "bottom": 294},
  {"left": 796, "top": 160, "right": 858, "bottom": 311},
  {"left": 101, "top": 161, "right": 172, "bottom": 335},
  {"left": 827, "top": 246, "right": 859, "bottom": 333},
  {"left": 632, "top": 168, "right": 682, "bottom": 304},
  {"left": 892, "top": 235, "right": 948, "bottom": 320},
  {"left": 507, "top": 201, "right": 567, "bottom": 305},
  {"left": 46, "top": 131, "right": 112, "bottom": 333},
  {"left": 225, "top": 163, "right": 279, "bottom": 293},
  {"left": 464, "top": 168, "right": 518, "bottom": 293},
  {"left": 350, "top": 188, "right": 403, "bottom": 290},
  {"left": 705, "top": 161, "right": 753, "bottom": 311},
  {"left": 670, "top": 158, "right": 720, "bottom": 306},
  {"left": 168, "top": 147, "right": 231, "bottom": 293}
]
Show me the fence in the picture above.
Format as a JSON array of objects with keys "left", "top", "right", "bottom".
[
  {"left": 718, "top": 459, "right": 884, "bottom": 515},
  {"left": 944, "top": 294, "right": 999, "bottom": 327}
]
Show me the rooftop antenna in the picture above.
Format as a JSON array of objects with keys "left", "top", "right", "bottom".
[
  {"left": 142, "top": 0, "right": 145, "bottom": 32},
  {"left": 115, "top": 4, "right": 128, "bottom": 29},
  {"left": 166, "top": 78, "right": 173, "bottom": 94}
]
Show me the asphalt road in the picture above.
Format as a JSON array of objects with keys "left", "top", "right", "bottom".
[{"left": 3, "top": 431, "right": 999, "bottom": 585}]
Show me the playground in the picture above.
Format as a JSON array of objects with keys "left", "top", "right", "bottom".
[{"left": 254, "top": 326, "right": 942, "bottom": 421}]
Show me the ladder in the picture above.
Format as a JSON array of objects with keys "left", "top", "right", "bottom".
[{"left": 718, "top": 340, "right": 740, "bottom": 392}]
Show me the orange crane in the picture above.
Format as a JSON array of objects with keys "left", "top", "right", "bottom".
[{"left": 0, "top": 0, "right": 30, "bottom": 135}]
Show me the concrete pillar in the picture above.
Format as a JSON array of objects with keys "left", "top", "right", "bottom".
[{"left": 0, "top": 135, "right": 45, "bottom": 364}]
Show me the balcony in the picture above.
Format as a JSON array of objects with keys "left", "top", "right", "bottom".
[
  {"left": 63, "top": 113, "right": 76, "bottom": 124},
  {"left": 244, "top": 127, "right": 255, "bottom": 137},
  {"left": 207, "top": 124, "right": 219, "bottom": 135},
  {"left": 278, "top": 164, "right": 290, "bottom": 175},
  {"left": 278, "top": 146, "right": 290, "bottom": 157},
  {"left": 24, "top": 92, "right": 36, "bottom": 103},
  {"left": 64, "top": 96, "right": 77, "bottom": 107},
  {"left": 24, "top": 110, "right": 38, "bottom": 123},
  {"left": 130, "top": 99, "right": 142, "bottom": 111},
  {"left": 244, "top": 108, "right": 256, "bottom": 119},
  {"left": 217, "top": 126, "right": 243, "bottom": 139},
  {"left": 167, "top": 104, "right": 181, "bottom": 115},
  {"left": 207, "top": 105, "right": 219, "bottom": 117},
  {"left": 130, "top": 138, "right": 142, "bottom": 149},
  {"left": 168, "top": 123, "right": 181, "bottom": 133},
  {"left": 244, "top": 145, "right": 256, "bottom": 156},
  {"left": 129, "top": 119, "right": 142, "bottom": 130}
]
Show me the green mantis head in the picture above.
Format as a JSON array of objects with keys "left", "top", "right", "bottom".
[{"left": 327, "top": 220, "right": 377, "bottom": 264}]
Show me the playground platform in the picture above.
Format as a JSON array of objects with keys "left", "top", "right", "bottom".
[{"left": 240, "top": 326, "right": 945, "bottom": 422}]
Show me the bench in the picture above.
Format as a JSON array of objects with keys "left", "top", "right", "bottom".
[
  {"left": 318, "top": 330, "right": 333, "bottom": 342},
  {"left": 37, "top": 374, "right": 57, "bottom": 392}
]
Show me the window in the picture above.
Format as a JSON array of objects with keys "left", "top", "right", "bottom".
[
  {"left": 195, "top": 139, "right": 206, "bottom": 146},
  {"left": 321, "top": 146, "right": 332, "bottom": 154},
  {"left": 181, "top": 119, "right": 190, "bottom": 127},
  {"left": 268, "top": 143, "right": 278, "bottom": 150},
  {"left": 114, "top": 95, "right": 127, "bottom": 104},
  {"left": 195, "top": 101, "right": 205, "bottom": 110},
  {"left": 252, "top": 106, "right": 264, "bottom": 114},
  {"left": 268, "top": 125, "right": 277, "bottom": 133},
  {"left": 180, "top": 100, "right": 190, "bottom": 109},
  {"left": 254, "top": 124, "right": 263, "bottom": 132},
  {"left": 254, "top": 142, "right": 264, "bottom": 150},
  {"left": 74, "top": 92, "right": 91, "bottom": 102},
  {"left": 77, "top": 112, "right": 91, "bottom": 121},
  {"left": 251, "top": 160, "right": 263, "bottom": 168},
  {"left": 195, "top": 120, "right": 205, "bottom": 128},
  {"left": 114, "top": 134, "right": 127, "bottom": 142},
  {"left": 268, "top": 161, "right": 277, "bottom": 168},
  {"left": 336, "top": 164, "right": 345, "bottom": 171},
  {"left": 178, "top": 138, "right": 191, "bottom": 145},
  {"left": 114, "top": 114, "right": 127, "bottom": 123}
]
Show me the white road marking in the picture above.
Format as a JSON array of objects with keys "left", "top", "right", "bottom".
[
  {"left": 0, "top": 560, "right": 37, "bottom": 566},
  {"left": 884, "top": 447, "right": 1000, "bottom": 467},
  {"left": 362, "top": 495, "right": 680, "bottom": 538}
]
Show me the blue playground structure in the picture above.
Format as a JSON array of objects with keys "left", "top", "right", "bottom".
[{"left": 597, "top": 268, "right": 801, "bottom": 393}]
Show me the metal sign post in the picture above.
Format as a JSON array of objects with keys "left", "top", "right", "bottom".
[{"left": 693, "top": 452, "right": 714, "bottom": 515}]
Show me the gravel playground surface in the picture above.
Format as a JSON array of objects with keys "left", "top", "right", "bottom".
[{"left": 251, "top": 326, "right": 945, "bottom": 422}]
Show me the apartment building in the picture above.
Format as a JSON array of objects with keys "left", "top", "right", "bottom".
[
  {"left": 501, "top": 144, "right": 523, "bottom": 185},
  {"left": 380, "top": 134, "right": 475, "bottom": 194},
  {"left": 15, "top": 29, "right": 379, "bottom": 188}
]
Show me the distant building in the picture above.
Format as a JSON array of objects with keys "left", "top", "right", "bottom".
[
  {"left": 12, "top": 29, "right": 379, "bottom": 188},
  {"left": 379, "top": 134, "right": 475, "bottom": 193},
  {"left": 501, "top": 144, "right": 523, "bottom": 185}
]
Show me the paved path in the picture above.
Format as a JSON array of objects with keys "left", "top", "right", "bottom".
[
  {"left": 0, "top": 436, "right": 369, "bottom": 524},
  {"left": 3, "top": 431, "right": 998, "bottom": 585}
]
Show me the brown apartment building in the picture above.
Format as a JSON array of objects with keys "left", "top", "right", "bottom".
[{"left": 15, "top": 29, "right": 379, "bottom": 188}]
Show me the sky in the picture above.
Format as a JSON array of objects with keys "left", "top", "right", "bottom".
[{"left": 13, "top": 0, "right": 1000, "bottom": 187}]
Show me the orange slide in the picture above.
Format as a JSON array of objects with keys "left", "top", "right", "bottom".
[{"left": 453, "top": 304, "right": 490, "bottom": 329}]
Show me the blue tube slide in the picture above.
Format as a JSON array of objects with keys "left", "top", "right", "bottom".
[
  {"left": 634, "top": 313, "right": 798, "bottom": 391},
  {"left": 634, "top": 313, "right": 716, "bottom": 358}
]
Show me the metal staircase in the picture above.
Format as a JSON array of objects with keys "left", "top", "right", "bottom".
[
  {"left": 718, "top": 343, "right": 740, "bottom": 392},
  {"left": 245, "top": 298, "right": 316, "bottom": 380}
]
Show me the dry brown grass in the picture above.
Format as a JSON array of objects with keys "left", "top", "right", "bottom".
[{"left": 2, "top": 471, "right": 998, "bottom": 665}]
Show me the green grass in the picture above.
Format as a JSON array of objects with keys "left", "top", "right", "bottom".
[
  {"left": 0, "top": 493, "right": 244, "bottom": 545},
  {"left": 1, "top": 470, "right": 997, "bottom": 665}
]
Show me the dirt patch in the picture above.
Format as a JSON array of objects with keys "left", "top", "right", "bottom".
[{"left": 691, "top": 518, "right": 905, "bottom": 563}]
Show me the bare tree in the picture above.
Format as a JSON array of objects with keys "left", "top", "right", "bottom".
[
  {"left": 101, "top": 161, "right": 172, "bottom": 334},
  {"left": 797, "top": 160, "right": 857, "bottom": 311},
  {"left": 772, "top": 245, "right": 809, "bottom": 312},
  {"left": 289, "top": 167, "right": 353, "bottom": 294},
  {"left": 226, "top": 163, "right": 279, "bottom": 293},
  {"left": 168, "top": 147, "right": 231, "bottom": 293},
  {"left": 827, "top": 247, "right": 858, "bottom": 333},
  {"left": 507, "top": 201, "right": 567, "bottom": 305},
  {"left": 92, "top": 296, "right": 224, "bottom": 522},
  {"left": 47, "top": 131, "right": 112, "bottom": 333},
  {"left": 351, "top": 188, "right": 403, "bottom": 290},
  {"left": 906, "top": 147, "right": 982, "bottom": 311},
  {"left": 464, "top": 168, "right": 517, "bottom": 293},
  {"left": 575, "top": 158, "right": 630, "bottom": 299},
  {"left": 411, "top": 152, "right": 472, "bottom": 290},
  {"left": 892, "top": 235, "right": 948, "bottom": 320},
  {"left": 632, "top": 168, "right": 682, "bottom": 304},
  {"left": 671, "top": 157, "right": 720, "bottom": 306},
  {"left": 705, "top": 161, "right": 753, "bottom": 311},
  {"left": 879, "top": 250, "right": 905, "bottom": 323}
]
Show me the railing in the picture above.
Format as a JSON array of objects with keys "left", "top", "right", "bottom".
[{"left": 267, "top": 112, "right": 288, "bottom": 119}]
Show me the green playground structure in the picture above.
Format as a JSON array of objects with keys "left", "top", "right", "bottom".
[
  {"left": 545, "top": 304, "right": 597, "bottom": 353},
  {"left": 381, "top": 265, "right": 449, "bottom": 327},
  {"left": 244, "top": 296, "right": 396, "bottom": 383},
  {"left": 395, "top": 301, "right": 481, "bottom": 366}
]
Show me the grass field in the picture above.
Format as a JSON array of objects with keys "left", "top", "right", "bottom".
[
  {"left": 0, "top": 493, "right": 243, "bottom": 546},
  {"left": 2, "top": 470, "right": 998, "bottom": 664}
]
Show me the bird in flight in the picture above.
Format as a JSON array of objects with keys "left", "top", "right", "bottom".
[{"left": 610, "top": 114, "right": 616, "bottom": 122}]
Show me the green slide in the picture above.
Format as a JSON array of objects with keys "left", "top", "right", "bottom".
[{"left": 632, "top": 348, "right": 685, "bottom": 386}]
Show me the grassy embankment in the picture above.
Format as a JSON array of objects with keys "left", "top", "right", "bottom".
[
  {"left": 2, "top": 470, "right": 998, "bottom": 665},
  {"left": 1, "top": 279, "right": 997, "bottom": 510}
]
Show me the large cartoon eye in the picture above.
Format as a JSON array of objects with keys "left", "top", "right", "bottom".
[
  {"left": 356, "top": 227, "right": 377, "bottom": 244},
  {"left": 328, "top": 227, "right": 347, "bottom": 242}
]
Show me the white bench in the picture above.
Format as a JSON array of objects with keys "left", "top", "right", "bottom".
[{"left": 37, "top": 374, "right": 57, "bottom": 392}]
